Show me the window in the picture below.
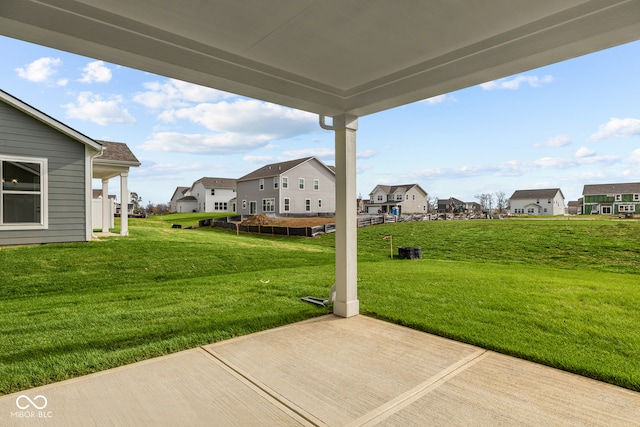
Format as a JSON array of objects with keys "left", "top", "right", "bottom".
[
  {"left": 615, "top": 194, "right": 621, "bottom": 201},
  {"left": 412, "top": 195, "right": 415, "bottom": 200},
  {"left": 249, "top": 201, "right": 257, "bottom": 214},
  {"left": 1, "top": 157, "right": 47, "bottom": 229},
  {"left": 273, "top": 177, "right": 279, "bottom": 189},
  {"left": 242, "top": 200, "right": 247, "bottom": 209},
  {"left": 214, "top": 202, "right": 219, "bottom": 210},
  {"left": 543, "top": 208, "right": 547, "bottom": 213},
  {"left": 222, "top": 202, "right": 228, "bottom": 210},
  {"left": 211, "top": 189, "right": 215, "bottom": 195},
  {"left": 305, "top": 199, "right": 311, "bottom": 212},
  {"left": 313, "top": 179, "right": 319, "bottom": 191},
  {"left": 396, "top": 194, "right": 402, "bottom": 201},
  {"left": 262, "top": 198, "right": 275, "bottom": 212},
  {"left": 299, "top": 178, "right": 305, "bottom": 190},
  {"left": 377, "top": 195, "right": 383, "bottom": 201},
  {"left": 259, "top": 179, "right": 264, "bottom": 191},
  {"left": 283, "top": 198, "right": 290, "bottom": 212},
  {"left": 620, "top": 205, "right": 634, "bottom": 212},
  {"left": 634, "top": 194, "right": 639, "bottom": 201},
  {"left": 527, "top": 208, "right": 535, "bottom": 214},
  {"left": 282, "top": 177, "right": 288, "bottom": 189},
  {"left": 318, "top": 199, "right": 322, "bottom": 208},
  {"left": 547, "top": 199, "right": 551, "bottom": 203}
]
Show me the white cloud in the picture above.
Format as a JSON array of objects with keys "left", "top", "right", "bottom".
[
  {"left": 536, "top": 134, "right": 572, "bottom": 148},
  {"left": 56, "top": 79, "right": 69, "bottom": 87},
  {"left": 356, "top": 150, "right": 377, "bottom": 159},
  {"left": 589, "top": 118, "right": 640, "bottom": 141},
  {"left": 575, "top": 147, "right": 595, "bottom": 158},
  {"left": 15, "top": 57, "right": 62, "bottom": 83},
  {"left": 243, "top": 155, "right": 275, "bottom": 164},
  {"left": 481, "top": 75, "right": 553, "bottom": 90},
  {"left": 422, "top": 94, "right": 447, "bottom": 105},
  {"left": 140, "top": 132, "right": 271, "bottom": 154},
  {"left": 282, "top": 147, "right": 335, "bottom": 160},
  {"left": 629, "top": 148, "right": 640, "bottom": 164},
  {"left": 133, "top": 79, "right": 231, "bottom": 108},
  {"left": 173, "top": 99, "right": 317, "bottom": 138},
  {"left": 64, "top": 92, "right": 135, "bottom": 125},
  {"left": 79, "top": 61, "right": 112, "bottom": 83}
]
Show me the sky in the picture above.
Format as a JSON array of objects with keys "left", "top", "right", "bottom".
[{"left": 1, "top": 35, "right": 639, "bottom": 206}]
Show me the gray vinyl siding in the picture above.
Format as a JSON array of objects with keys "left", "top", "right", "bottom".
[
  {"left": 236, "top": 158, "right": 335, "bottom": 215},
  {"left": 0, "top": 101, "right": 88, "bottom": 245}
]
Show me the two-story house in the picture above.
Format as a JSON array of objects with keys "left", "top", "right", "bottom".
[
  {"left": 171, "top": 178, "right": 237, "bottom": 213},
  {"left": 366, "top": 184, "right": 428, "bottom": 215},
  {"left": 582, "top": 182, "right": 640, "bottom": 215},
  {"left": 236, "top": 157, "right": 335, "bottom": 215},
  {"left": 509, "top": 188, "right": 565, "bottom": 216}
]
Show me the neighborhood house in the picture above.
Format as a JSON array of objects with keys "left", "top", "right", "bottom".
[
  {"left": 509, "top": 188, "right": 565, "bottom": 216},
  {"left": 366, "top": 184, "right": 428, "bottom": 215},
  {"left": 171, "top": 178, "right": 237, "bottom": 213},
  {"left": 236, "top": 157, "right": 335, "bottom": 215},
  {"left": 582, "top": 182, "right": 640, "bottom": 215}
]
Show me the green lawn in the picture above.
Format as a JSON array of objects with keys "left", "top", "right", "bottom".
[{"left": 1, "top": 215, "right": 639, "bottom": 394}]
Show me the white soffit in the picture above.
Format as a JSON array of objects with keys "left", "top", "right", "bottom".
[{"left": 1, "top": 0, "right": 639, "bottom": 116}]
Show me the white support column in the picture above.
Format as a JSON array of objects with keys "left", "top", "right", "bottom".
[
  {"left": 101, "top": 179, "right": 110, "bottom": 233},
  {"left": 120, "top": 172, "right": 129, "bottom": 236},
  {"left": 328, "top": 114, "right": 359, "bottom": 318}
]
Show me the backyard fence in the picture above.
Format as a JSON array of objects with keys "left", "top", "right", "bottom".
[{"left": 205, "top": 213, "right": 432, "bottom": 237}]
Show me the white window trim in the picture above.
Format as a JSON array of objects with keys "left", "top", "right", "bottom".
[
  {"left": 282, "top": 176, "right": 288, "bottom": 189},
  {"left": 0, "top": 155, "right": 48, "bottom": 230},
  {"left": 259, "top": 178, "right": 264, "bottom": 191},
  {"left": 305, "top": 198, "right": 311, "bottom": 212},
  {"left": 273, "top": 177, "right": 279, "bottom": 189},
  {"left": 262, "top": 198, "right": 275, "bottom": 212},
  {"left": 313, "top": 179, "right": 319, "bottom": 191},
  {"left": 299, "top": 178, "right": 305, "bottom": 190},
  {"left": 283, "top": 197, "right": 290, "bottom": 212}
]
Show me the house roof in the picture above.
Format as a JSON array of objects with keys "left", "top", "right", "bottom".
[
  {"left": 438, "top": 197, "right": 465, "bottom": 206},
  {"left": 3, "top": 2, "right": 638, "bottom": 117},
  {"left": 510, "top": 188, "right": 564, "bottom": 200},
  {"left": 582, "top": 182, "right": 640, "bottom": 196},
  {"left": 177, "top": 196, "right": 197, "bottom": 202},
  {"left": 238, "top": 157, "right": 334, "bottom": 181},
  {"left": 94, "top": 140, "right": 141, "bottom": 166},
  {"left": 171, "top": 186, "right": 190, "bottom": 200},
  {"left": 371, "top": 184, "right": 425, "bottom": 196},
  {"left": 0, "top": 88, "right": 103, "bottom": 152},
  {"left": 192, "top": 177, "right": 237, "bottom": 189}
]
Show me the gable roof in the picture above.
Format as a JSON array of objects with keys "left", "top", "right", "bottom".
[
  {"left": 0, "top": 89, "right": 103, "bottom": 152},
  {"left": 371, "top": 184, "right": 426, "bottom": 196},
  {"left": 94, "top": 140, "right": 141, "bottom": 166},
  {"left": 238, "top": 157, "right": 334, "bottom": 181},
  {"left": 582, "top": 182, "right": 640, "bottom": 196},
  {"left": 510, "top": 188, "right": 563, "bottom": 200},
  {"left": 171, "top": 186, "right": 190, "bottom": 200},
  {"left": 192, "top": 177, "right": 237, "bottom": 189},
  {"left": 438, "top": 197, "right": 465, "bottom": 206}
]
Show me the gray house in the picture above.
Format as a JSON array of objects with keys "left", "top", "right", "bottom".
[
  {"left": 0, "top": 89, "right": 138, "bottom": 245},
  {"left": 509, "top": 188, "right": 565, "bottom": 216},
  {"left": 237, "top": 157, "right": 335, "bottom": 215}
]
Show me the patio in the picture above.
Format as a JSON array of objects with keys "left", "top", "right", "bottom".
[{"left": 2, "top": 315, "right": 639, "bottom": 426}]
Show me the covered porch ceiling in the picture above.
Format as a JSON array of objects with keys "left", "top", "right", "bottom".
[{"left": 1, "top": 1, "right": 639, "bottom": 117}]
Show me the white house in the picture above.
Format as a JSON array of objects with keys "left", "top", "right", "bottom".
[
  {"left": 172, "top": 178, "right": 237, "bottom": 213},
  {"left": 509, "top": 188, "right": 565, "bottom": 216},
  {"left": 237, "top": 157, "right": 335, "bottom": 215},
  {"left": 366, "top": 184, "right": 428, "bottom": 215}
]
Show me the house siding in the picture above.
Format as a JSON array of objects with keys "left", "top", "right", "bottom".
[
  {"left": 237, "top": 158, "right": 335, "bottom": 215},
  {"left": 0, "top": 101, "right": 87, "bottom": 245}
]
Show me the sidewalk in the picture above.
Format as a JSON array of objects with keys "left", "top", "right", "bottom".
[{"left": 2, "top": 315, "right": 639, "bottom": 426}]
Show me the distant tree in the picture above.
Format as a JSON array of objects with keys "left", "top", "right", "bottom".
[
  {"left": 130, "top": 191, "right": 143, "bottom": 214},
  {"left": 495, "top": 191, "right": 507, "bottom": 214},
  {"left": 474, "top": 193, "right": 494, "bottom": 213},
  {"left": 145, "top": 202, "right": 170, "bottom": 215}
]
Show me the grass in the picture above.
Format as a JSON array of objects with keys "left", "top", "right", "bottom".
[{"left": 1, "top": 214, "right": 639, "bottom": 394}]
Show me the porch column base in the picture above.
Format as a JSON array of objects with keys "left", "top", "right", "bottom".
[{"left": 333, "top": 300, "right": 360, "bottom": 318}]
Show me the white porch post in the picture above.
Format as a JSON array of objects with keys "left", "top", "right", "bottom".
[
  {"left": 330, "top": 114, "right": 359, "bottom": 318},
  {"left": 120, "top": 172, "right": 129, "bottom": 236},
  {"left": 101, "top": 178, "right": 110, "bottom": 233}
]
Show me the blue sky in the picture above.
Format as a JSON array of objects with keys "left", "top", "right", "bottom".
[{"left": 1, "top": 35, "right": 639, "bottom": 206}]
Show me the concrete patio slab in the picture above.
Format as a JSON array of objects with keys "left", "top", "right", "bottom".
[{"left": 1, "top": 315, "right": 639, "bottom": 426}]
